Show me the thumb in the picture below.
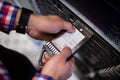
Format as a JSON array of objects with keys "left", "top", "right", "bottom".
[
  {"left": 63, "top": 22, "right": 75, "bottom": 33},
  {"left": 60, "top": 47, "right": 72, "bottom": 60}
]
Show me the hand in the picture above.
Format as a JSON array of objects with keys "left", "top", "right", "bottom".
[
  {"left": 27, "top": 14, "right": 75, "bottom": 41},
  {"left": 39, "top": 52, "right": 51, "bottom": 69},
  {"left": 41, "top": 47, "right": 75, "bottom": 80}
]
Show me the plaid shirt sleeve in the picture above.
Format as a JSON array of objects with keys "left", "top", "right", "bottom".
[
  {"left": 32, "top": 73, "right": 53, "bottom": 80},
  {"left": 0, "top": 1, "right": 53, "bottom": 80},
  {"left": 0, "top": 61, "right": 11, "bottom": 80},
  {"left": 0, "top": 1, "right": 19, "bottom": 34}
]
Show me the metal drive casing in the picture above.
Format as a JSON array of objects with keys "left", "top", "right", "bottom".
[{"left": 39, "top": 20, "right": 94, "bottom": 66}]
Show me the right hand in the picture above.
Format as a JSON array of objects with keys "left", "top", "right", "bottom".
[{"left": 41, "top": 47, "right": 75, "bottom": 80}]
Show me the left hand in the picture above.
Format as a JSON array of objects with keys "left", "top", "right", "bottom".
[{"left": 27, "top": 14, "right": 75, "bottom": 41}]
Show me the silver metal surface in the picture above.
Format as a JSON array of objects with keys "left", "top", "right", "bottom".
[{"left": 60, "top": 0, "right": 120, "bottom": 52}]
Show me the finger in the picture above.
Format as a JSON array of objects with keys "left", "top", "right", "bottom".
[
  {"left": 37, "top": 33, "right": 56, "bottom": 41},
  {"left": 63, "top": 22, "right": 75, "bottom": 33},
  {"left": 60, "top": 47, "right": 72, "bottom": 60},
  {"left": 65, "top": 60, "right": 76, "bottom": 78},
  {"left": 70, "top": 62, "right": 76, "bottom": 72},
  {"left": 42, "top": 53, "right": 51, "bottom": 64},
  {"left": 44, "top": 53, "right": 51, "bottom": 60},
  {"left": 69, "top": 57, "right": 76, "bottom": 71},
  {"left": 69, "top": 57, "right": 75, "bottom": 63},
  {"left": 42, "top": 58, "right": 47, "bottom": 64}
]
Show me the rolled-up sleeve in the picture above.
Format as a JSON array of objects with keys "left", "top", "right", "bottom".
[
  {"left": 0, "top": 1, "right": 19, "bottom": 34},
  {"left": 32, "top": 73, "right": 53, "bottom": 80}
]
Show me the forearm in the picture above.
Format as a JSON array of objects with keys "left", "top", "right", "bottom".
[
  {"left": 0, "top": 2, "right": 54, "bottom": 80},
  {"left": 13, "top": 8, "right": 22, "bottom": 30}
]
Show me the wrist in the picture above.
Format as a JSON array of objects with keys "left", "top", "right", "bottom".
[
  {"left": 26, "top": 14, "right": 42, "bottom": 37},
  {"left": 33, "top": 73, "right": 53, "bottom": 80},
  {"left": 41, "top": 71, "right": 59, "bottom": 80},
  {"left": 15, "top": 8, "right": 33, "bottom": 34},
  {"left": 14, "top": 8, "right": 22, "bottom": 30}
]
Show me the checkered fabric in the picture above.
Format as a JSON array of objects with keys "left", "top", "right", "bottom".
[
  {"left": 0, "top": 1, "right": 54, "bottom": 80},
  {"left": 0, "top": 61, "right": 11, "bottom": 80},
  {"left": 32, "top": 73, "right": 53, "bottom": 80},
  {"left": 0, "top": 1, "right": 19, "bottom": 34}
]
